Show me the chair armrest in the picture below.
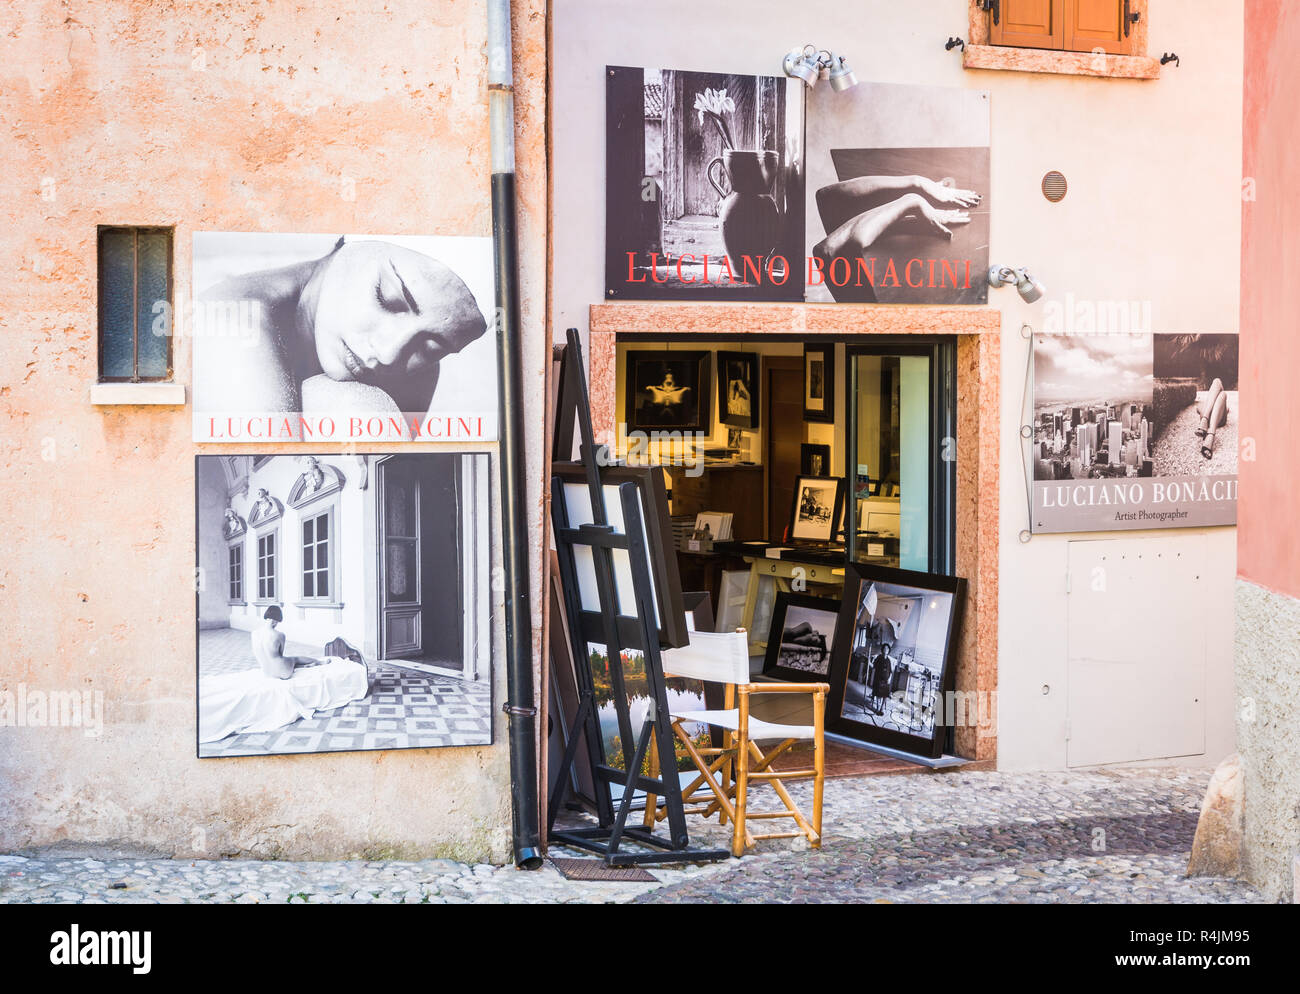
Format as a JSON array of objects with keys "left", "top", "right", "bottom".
[{"left": 737, "top": 682, "right": 830, "bottom": 696}]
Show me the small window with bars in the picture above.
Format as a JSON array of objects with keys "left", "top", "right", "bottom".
[
  {"left": 97, "top": 226, "right": 173, "bottom": 382},
  {"left": 228, "top": 543, "right": 244, "bottom": 604},
  {"left": 302, "top": 511, "right": 332, "bottom": 600},
  {"left": 257, "top": 531, "right": 277, "bottom": 602}
]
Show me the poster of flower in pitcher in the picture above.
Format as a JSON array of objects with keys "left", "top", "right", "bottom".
[
  {"left": 192, "top": 232, "right": 499, "bottom": 442},
  {"left": 605, "top": 65, "right": 805, "bottom": 301}
]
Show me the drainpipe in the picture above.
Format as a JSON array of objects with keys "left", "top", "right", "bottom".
[{"left": 486, "top": 0, "right": 543, "bottom": 870}]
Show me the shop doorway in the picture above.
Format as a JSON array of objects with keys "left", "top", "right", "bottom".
[
  {"left": 764, "top": 356, "right": 803, "bottom": 541},
  {"left": 377, "top": 454, "right": 465, "bottom": 671}
]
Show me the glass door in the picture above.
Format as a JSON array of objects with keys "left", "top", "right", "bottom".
[{"left": 845, "top": 340, "right": 956, "bottom": 574}]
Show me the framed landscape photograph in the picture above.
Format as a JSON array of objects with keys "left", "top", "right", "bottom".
[
  {"left": 803, "top": 343, "right": 835, "bottom": 423},
  {"left": 826, "top": 563, "right": 967, "bottom": 758},
  {"left": 762, "top": 592, "right": 840, "bottom": 683},
  {"left": 625, "top": 350, "right": 712, "bottom": 433},
  {"left": 717, "top": 351, "right": 760, "bottom": 428},
  {"left": 789, "top": 475, "right": 845, "bottom": 543}
]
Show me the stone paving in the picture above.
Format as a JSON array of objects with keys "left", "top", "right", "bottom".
[{"left": 0, "top": 768, "right": 1268, "bottom": 904}]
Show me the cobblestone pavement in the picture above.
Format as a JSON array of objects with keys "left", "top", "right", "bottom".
[{"left": 0, "top": 768, "right": 1267, "bottom": 904}]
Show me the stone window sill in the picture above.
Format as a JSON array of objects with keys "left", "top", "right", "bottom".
[
  {"left": 294, "top": 601, "right": 344, "bottom": 610},
  {"left": 90, "top": 382, "right": 187, "bottom": 406},
  {"left": 963, "top": 45, "right": 1161, "bottom": 80}
]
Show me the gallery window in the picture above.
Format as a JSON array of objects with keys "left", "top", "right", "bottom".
[
  {"left": 256, "top": 530, "right": 278, "bottom": 603},
  {"left": 986, "top": 0, "right": 1143, "bottom": 56},
  {"left": 227, "top": 542, "right": 244, "bottom": 605},
  {"left": 300, "top": 509, "right": 335, "bottom": 601},
  {"left": 97, "top": 226, "right": 173, "bottom": 382}
]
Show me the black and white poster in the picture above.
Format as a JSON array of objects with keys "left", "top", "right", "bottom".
[
  {"left": 762, "top": 593, "right": 840, "bottom": 684},
  {"left": 605, "top": 65, "right": 805, "bottom": 301},
  {"left": 192, "top": 233, "right": 498, "bottom": 442},
  {"left": 1031, "top": 333, "right": 1239, "bottom": 533},
  {"left": 804, "top": 80, "right": 990, "bottom": 304},
  {"left": 195, "top": 453, "right": 493, "bottom": 757}
]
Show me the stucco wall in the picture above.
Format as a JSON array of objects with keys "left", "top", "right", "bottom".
[
  {"left": 0, "top": 1, "right": 549, "bottom": 861},
  {"left": 551, "top": 0, "right": 1242, "bottom": 771},
  {"left": 1236, "top": 0, "right": 1300, "bottom": 901}
]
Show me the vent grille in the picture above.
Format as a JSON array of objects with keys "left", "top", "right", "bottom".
[{"left": 1042, "top": 171, "right": 1068, "bottom": 203}]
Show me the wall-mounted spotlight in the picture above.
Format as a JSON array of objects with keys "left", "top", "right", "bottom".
[
  {"left": 782, "top": 44, "right": 858, "bottom": 91},
  {"left": 988, "top": 265, "right": 1046, "bottom": 303}
]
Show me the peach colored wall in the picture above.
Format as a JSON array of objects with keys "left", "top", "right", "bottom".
[
  {"left": 1239, "top": 0, "right": 1300, "bottom": 601},
  {"left": 0, "top": 1, "right": 549, "bottom": 861}
]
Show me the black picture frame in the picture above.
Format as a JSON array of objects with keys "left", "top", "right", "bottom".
[
  {"left": 762, "top": 592, "right": 841, "bottom": 684},
  {"left": 803, "top": 343, "right": 835, "bottom": 423},
  {"left": 625, "top": 350, "right": 712, "bottom": 434},
  {"left": 788, "top": 474, "right": 846, "bottom": 544},
  {"left": 826, "top": 563, "right": 967, "bottom": 759},
  {"left": 800, "top": 442, "right": 831, "bottom": 477},
  {"left": 717, "top": 350, "right": 760, "bottom": 428},
  {"left": 550, "top": 460, "right": 690, "bottom": 648}
]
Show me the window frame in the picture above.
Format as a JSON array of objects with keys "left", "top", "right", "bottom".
[
  {"left": 965, "top": 0, "right": 1159, "bottom": 79},
  {"left": 96, "top": 225, "right": 175, "bottom": 383},
  {"left": 297, "top": 504, "right": 339, "bottom": 606},
  {"left": 227, "top": 538, "right": 246, "bottom": 606},
  {"left": 254, "top": 526, "right": 280, "bottom": 606}
]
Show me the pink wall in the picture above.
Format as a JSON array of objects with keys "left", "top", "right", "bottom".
[{"left": 1240, "top": 0, "right": 1300, "bottom": 599}]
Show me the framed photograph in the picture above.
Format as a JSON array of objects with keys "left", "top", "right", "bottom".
[
  {"left": 789, "top": 475, "right": 846, "bottom": 543},
  {"left": 605, "top": 65, "right": 805, "bottom": 302},
  {"left": 826, "top": 564, "right": 967, "bottom": 758},
  {"left": 192, "top": 232, "right": 498, "bottom": 442},
  {"left": 551, "top": 461, "right": 689, "bottom": 648},
  {"left": 717, "top": 351, "right": 760, "bottom": 428},
  {"left": 800, "top": 443, "right": 831, "bottom": 477},
  {"left": 625, "top": 351, "right": 712, "bottom": 433},
  {"left": 762, "top": 593, "right": 841, "bottom": 683},
  {"left": 803, "top": 344, "right": 835, "bottom": 423},
  {"left": 195, "top": 453, "right": 494, "bottom": 758}
]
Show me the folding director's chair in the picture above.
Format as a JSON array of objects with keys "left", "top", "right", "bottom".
[{"left": 643, "top": 629, "right": 828, "bottom": 858}]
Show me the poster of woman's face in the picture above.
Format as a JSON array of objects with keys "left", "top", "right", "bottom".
[
  {"left": 803, "top": 80, "right": 991, "bottom": 305},
  {"left": 625, "top": 351, "right": 711, "bottom": 432},
  {"left": 717, "top": 350, "right": 760, "bottom": 427},
  {"left": 192, "top": 233, "right": 498, "bottom": 443}
]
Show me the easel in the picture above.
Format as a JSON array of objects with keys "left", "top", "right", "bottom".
[{"left": 547, "top": 328, "right": 729, "bottom": 866}]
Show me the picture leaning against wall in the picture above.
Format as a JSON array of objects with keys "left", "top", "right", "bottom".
[
  {"left": 195, "top": 453, "right": 493, "bottom": 758},
  {"left": 192, "top": 233, "right": 498, "bottom": 443},
  {"left": 1031, "top": 333, "right": 1239, "bottom": 533}
]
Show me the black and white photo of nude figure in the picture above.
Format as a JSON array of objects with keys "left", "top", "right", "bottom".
[
  {"left": 812, "top": 174, "right": 980, "bottom": 303},
  {"left": 193, "top": 233, "right": 495, "bottom": 439}
]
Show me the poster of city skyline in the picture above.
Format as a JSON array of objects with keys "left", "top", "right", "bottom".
[{"left": 1031, "top": 333, "right": 1239, "bottom": 533}]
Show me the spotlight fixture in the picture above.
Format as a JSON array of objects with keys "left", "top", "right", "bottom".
[
  {"left": 988, "top": 265, "right": 1046, "bottom": 303},
  {"left": 782, "top": 44, "right": 858, "bottom": 91}
]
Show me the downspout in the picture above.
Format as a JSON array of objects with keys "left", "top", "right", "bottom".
[{"left": 486, "top": 0, "right": 543, "bottom": 870}]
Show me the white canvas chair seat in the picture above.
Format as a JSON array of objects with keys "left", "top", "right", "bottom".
[
  {"left": 670, "top": 709, "right": 816, "bottom": 741},
  {"left": 648, "top": 628, "right": 829, "bottom": 858}
]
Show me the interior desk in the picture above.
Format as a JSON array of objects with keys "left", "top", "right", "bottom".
[{"left": 711, "top": 542, "right": 848, "bottom": 665}]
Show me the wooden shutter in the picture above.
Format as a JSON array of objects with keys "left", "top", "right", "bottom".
[
  {"left": 1064, "top": 0, "right": 1137, "bottom": 55},
  {"left": 991, "top": 0, "right": 1065, "bottom": 51}
]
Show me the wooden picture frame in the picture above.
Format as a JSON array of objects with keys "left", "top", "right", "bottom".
[
  {"left": 826, "top": 563, "right": 967, "bottom": 759},
  {"left": 625, "top": 350, "right": 712, "bottom": 433},
  {"left": 800, "top": 442, "right": 831, "bottom": 477},
  {"left": 788, "top": 474, "right": 846, "bottom": 543},
  {"left": 803, "top": 343, "right": 835, "bottom": 423},
  {"left": 551, "top": 461, "right": 690, "bottom": 648},
  {"left": 717, "top": 350, "right": 761, "bottom": 428},
  {"left": 762, "top": 592, "right": 841, "bottom": 684}
]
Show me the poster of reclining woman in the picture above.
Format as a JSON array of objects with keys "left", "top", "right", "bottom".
[
  {"left": 192, "top": 232, "right": 498, "bottom": 442},
  {"left": 195, "top": 453, "right": 493, "bottom": 758},
  {"left": 804, "top": 80, "right": 991, "bottom": 305}
]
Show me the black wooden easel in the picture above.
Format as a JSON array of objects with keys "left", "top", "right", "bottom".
[{"left": 547, "top": 328, "right": 728, "bottom": 866}]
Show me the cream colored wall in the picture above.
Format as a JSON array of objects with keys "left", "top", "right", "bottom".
[
  {"left": 0, "top": 0, "right": 549, "bottom": 861},
  {"left": 553, "top": 0, "right": 1243, "bottom": 771}
]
